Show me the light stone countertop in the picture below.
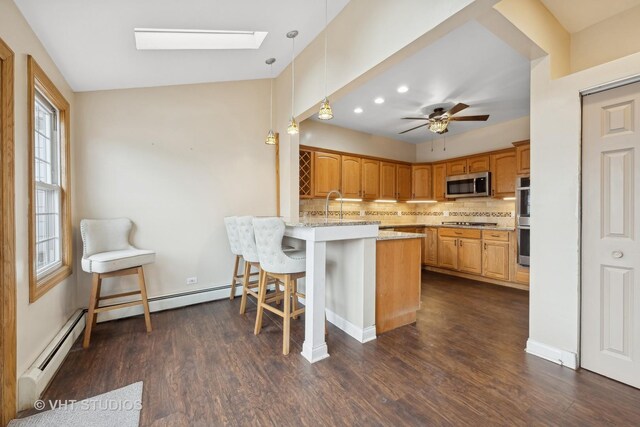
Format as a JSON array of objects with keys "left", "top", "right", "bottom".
[
  {"left": 284, "top": 218, "right": 381, "bottom": 228},
  {"left": 377, "top": 230, "right": 425, "bottom": 241},
  {"left": 379, "top": 223, "right": 515, "bottom": 231}
]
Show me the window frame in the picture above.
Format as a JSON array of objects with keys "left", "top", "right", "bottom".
[{"left": 28, "top": 56, "right": 72, "bottom": 302}]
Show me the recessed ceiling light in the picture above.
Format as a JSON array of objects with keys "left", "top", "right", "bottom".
[
  {"left": 374, "top": 97, "right": 385, "bottom": 104},
  {"left": 354, "top": 107, "right": 363, "bottom": 114},
  {"left": 134, "top": 28, "right": 268, "bottom": 50},
  {"left": 397, "top": 85, "right": 409, "bottom": 93}
]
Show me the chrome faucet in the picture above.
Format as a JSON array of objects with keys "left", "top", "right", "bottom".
[{"left": 325, "top": 190, "right": 343, "bottom": 221}]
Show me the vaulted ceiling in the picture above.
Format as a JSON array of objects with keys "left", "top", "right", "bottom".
[
  {"left": 540, "top": 0, "right": 640, "bottom": 33},
  {"left": 15, "top": 0, "right": 349, "bottom": 92}
]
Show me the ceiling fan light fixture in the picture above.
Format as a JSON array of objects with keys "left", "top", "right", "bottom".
[
  {"left": 429, "top": 118, "right": 449, "bottom": 134},
  {"left": 318, "top": 97, "right": 333, "bottom": 120}
]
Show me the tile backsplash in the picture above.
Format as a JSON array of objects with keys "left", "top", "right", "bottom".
[{"left": 299, "top": 198, "right": 516, "bottom": 228}]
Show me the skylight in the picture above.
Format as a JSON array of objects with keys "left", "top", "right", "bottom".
[{"left": 134, "top": 28, "right": 268, "bottom": 50}]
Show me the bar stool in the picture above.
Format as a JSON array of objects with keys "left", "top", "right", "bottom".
[
  {"left": 224, "top": 216, "right": 257, "bottom": 300},
  {"left": 252, "top": 217, "right": 306, "bottom": 355},
  {"left": 236, "top": 216, "right": 283, "bottom": 315}
]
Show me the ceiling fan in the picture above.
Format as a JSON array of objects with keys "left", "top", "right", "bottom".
[{"left": 399, "top": 103, "right": 489, "bottom": 135}]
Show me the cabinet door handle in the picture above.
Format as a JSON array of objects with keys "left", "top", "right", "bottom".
[
  {"left": 460, "top": 240, "right": 463, "bottom": 247},
  {"left": 484, "top": 243, "right": 487, "bottom": 250}
]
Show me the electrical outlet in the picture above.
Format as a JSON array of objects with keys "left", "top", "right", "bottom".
[{"left": 186, "top": 277, "right": 198, "bottom": 285}]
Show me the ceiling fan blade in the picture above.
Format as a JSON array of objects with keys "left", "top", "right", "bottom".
[
  {"left": 444, "top": 102, "right": 469, "bottom": 117},
  {"left": 449, "top": 115, "right": 490, "bottom": 122},
  {"left": 401, "top": 117, "right": 430, "bottom": 120},
  {"left": 399, "top": 123, "right": 429, "bottom": 134}
]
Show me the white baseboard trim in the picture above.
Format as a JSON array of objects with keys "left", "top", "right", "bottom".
[
  {"left": 525, "top": 338, "right": 578, "bottom": 370},
  {"left": 18, "top": 310, "right": 86, "bottom": 411},
  {"left": 96, "top": 283, "right": 245, "bottom": 323},
  {"left": 325, "top": 309, "right": 377, "bottom": 343}
]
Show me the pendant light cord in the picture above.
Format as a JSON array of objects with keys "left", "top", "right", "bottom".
[
  {"left": 270, "top": 63, "right": 273, "bottom": 128},
  {"left": 291, "top": 37, "right": 295, "bottom": 118},
  {"left": 324, "top": 0, "right": 328, "bottom": 97}
]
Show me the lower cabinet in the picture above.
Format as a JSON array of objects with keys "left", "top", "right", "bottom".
[
  {"left": 482, "top": 240, "right": 510, "bottom": 280},
  {"left": 428, "top": 228, "right": 523, "bottom": 287},
  {"left": 458, "top": 238, "right": 482, "bottom": 275}
]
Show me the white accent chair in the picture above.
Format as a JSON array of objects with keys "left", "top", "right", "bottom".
[
  {"left": 252, "top": 217, "right": 306, "bottom": 355},
  {"left": 80, "top": 218, "right": 154, "bottom": 348},
  {"left": 224, "top": 216, "right": 257, "bottom": 300}
]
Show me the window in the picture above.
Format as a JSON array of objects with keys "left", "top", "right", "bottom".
[{"left": 28, "top": 56, "right": 72, "bottom": 302}]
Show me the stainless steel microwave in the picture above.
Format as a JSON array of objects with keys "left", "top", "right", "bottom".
[{"left": 445, "top": 171, "right": 491, "bottom": 199}]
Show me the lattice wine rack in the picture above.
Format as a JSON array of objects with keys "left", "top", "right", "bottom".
[{"left": 299, "top": 149, "right": 313, "bottom": 198}]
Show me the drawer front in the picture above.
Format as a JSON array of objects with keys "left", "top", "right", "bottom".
[
  {"left": 438, "top": 228, "right": 481, "bottom": 239},
  {"left": 482, "top": 230, "right": 510, "bottom": 242}
]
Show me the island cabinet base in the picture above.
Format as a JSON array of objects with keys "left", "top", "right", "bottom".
[{"left": 376, "top": 238, "right": 422, "bottom": 335}]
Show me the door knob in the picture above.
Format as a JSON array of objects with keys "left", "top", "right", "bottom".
[{"left": 612, "top": 250, "right": 624, "bottom": 259}]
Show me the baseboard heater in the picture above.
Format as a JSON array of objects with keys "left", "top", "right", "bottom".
[
  {"left": 18, "top": 309, "right": 86, "bottom": 411},
  {"left": 18, "top": 283, "right": 248, "bottom": 410}
]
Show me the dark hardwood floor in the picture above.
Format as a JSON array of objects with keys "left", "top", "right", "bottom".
[{"left": 31, "top": 271, "right": 640, "bottom": 426}]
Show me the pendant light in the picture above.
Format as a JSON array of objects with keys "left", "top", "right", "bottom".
[
  {"left": 286, "top": 30, "right": 299, "bottom": 135},
  {"left": 265, "top": 57, "right": 277, "bottom": 145},
  {"left": 318, "top": 0, "right": 333, "bottom": 120}
]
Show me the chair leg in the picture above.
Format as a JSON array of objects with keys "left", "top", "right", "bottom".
[
  {"left": 229, "top": 255, "right": 240, "bottom": 300},
  {"left": 92, "top": 274, "right": 103, "bottom": 329},
  {"left": 239, "top": 261, "right": 251, "bottom": 314},
  {"left": 83, "top": 273, "right": 101, "bottom": 349},
  {"left": 283, "top": 275, "right": 291, "bottom": 355},
  {"left": 254, "top": 270, "right": 268, "bottom": 335},
  {"left": 137, "top": 267, "right": 153, "bottom": 333},
  {"left": 292, "top": 278, "right": 298, "bottom": 320}
]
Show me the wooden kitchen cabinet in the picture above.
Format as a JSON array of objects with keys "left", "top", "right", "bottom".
[
  {"left": 314, "top": 151, "right": 341, "bottom": 197},
  {"left": 447, "top": 159, "right": 467, "bottom": 176},
  {"left": 483, "top": 240, "right": 510, "bottom": 280},
  {"left": 458, "top": 238, "right": 482, "bottom": 275},
  {"left": 422, "top": 227, "right": 438, "bottom": 266},
  {"left": 432, "top": 163, "right": 447, "bottom": 201},
  {"left": 467, "top": 155, "right": 490, "bottom": 173},
  {"left": 490, "top": 150, "right": 517, "bottom": 198},
  {"left": 379, "top": 162, "right": 397, "bottom": 200},
  {"left": 341, "top": 155, "right": 362, "bottom": 198},
  {"left": 438, "top": 236, "right": 459, "bottom": 270},
  {"left": 397, "top": 164, "right": 412, "bottom": 200},
  {"left": 514, "top": 140, "right": 530, "bottom": 175},
  {"left": 361, "top": 159, "right": 380, "bottom": 200},
  {"left": 412, "top": 165, "right": 432, "bottom": 200}
]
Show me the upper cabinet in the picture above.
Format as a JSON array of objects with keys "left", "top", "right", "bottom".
[
  {"left": 299, "top": 143, "right": 525, "bottom": 201},
  {"left": 361, "top": 159, "right": 380, "bottom": 200},
  {"left": 412, "top": 165, "right": 432, "bottom": 200},
  {"left": 490, "top": 150, "right": 517, "bottom": 198},
  {"left": 447, "top": 159, "right": 467, "bottom": 176},
  {"left": 397, "top": 164, "right": 412, "bottom": 201},
  {"left": 513, "top": 140, "right": 530, "bottom": 175},
  {"left": 432, "top": 163, "right": 447, "bottom": 202},
  {"left": 314, "top": 151, "right": 341, "bottom": 197},
  {"left": 341, "top": 155, "right": 362, "bottom": 198},
  {"left": 467, "top": 155, "right": 490, "bottom": 173},
  {"left": 446, "top": 155, "right": 490, "bottom": 176},
  {"left": 379, "top": 162, "right": 397, "bottom": 200}
]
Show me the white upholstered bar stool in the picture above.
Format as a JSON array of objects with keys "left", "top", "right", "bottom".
[
  {"left": 236, "top": 216, "right": 283, "bottom": 315},
  {"left": 224, "top": 216, "right": 258, "bottom": 300},
  {"left": 252, "top": 217, "right": 306, "bottom": 355},
  {"left": 80, "top": 218, "right": 154, "bottom": 348}
]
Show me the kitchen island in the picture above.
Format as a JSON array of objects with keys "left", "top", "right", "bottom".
[{"left": 284, "top": 219, "right": 379, "bottom": 363}]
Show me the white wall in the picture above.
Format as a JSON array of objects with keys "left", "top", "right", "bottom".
[
  {"left": 300, "top": 120, "right": 416, "bottom": 162},
  {"left": 529, "top": 50, "right": 640, "bottom": 357},
  {"left": 415, "top": 116, "right": 530, "bottom": 162},
  {"left": 74, "top": 79, "right": 275, "bottom": 303},
  {"left": 0, "top": 0, "right": 79, "bottom": 378}
]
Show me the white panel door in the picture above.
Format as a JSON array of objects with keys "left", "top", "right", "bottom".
[{"left": 582, "top": 81, "right": 640, "bottom": 388}]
